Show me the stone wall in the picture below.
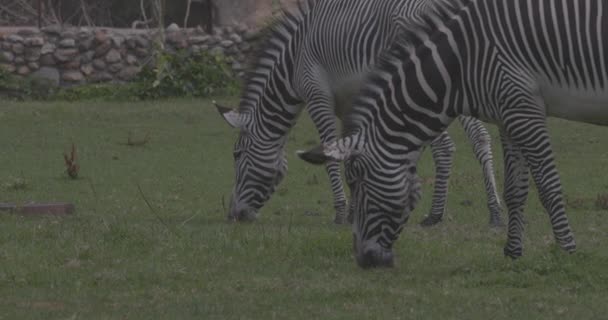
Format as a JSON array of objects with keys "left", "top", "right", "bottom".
[{"left": 0, "top": 24, "right": 260, "bottom": 86}]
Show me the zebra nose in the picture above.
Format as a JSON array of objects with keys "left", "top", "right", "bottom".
[
  {"left": 356, "top": 248, "right": 394, "bottom": 269},
  {"left": 227, "top": 201, "right": 257, "bottom": 222}
]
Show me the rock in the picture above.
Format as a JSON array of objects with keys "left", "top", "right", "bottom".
[
  {"left": 166, "top": 33, "right": 187, "bottom": 48},
  {"left": 17, "top": 29, "right": 37, "bottom": 37},
  {"left": 54, "top": 48, "right": 78, "bottom": 62},
  {"left": 220, "top": 40, "right": 234, "bottom": 48},
  {"left": 41, "top": 25, "right": 62, "bottom": 36},
  {"left": 78, "top": 28, "right": 92, "bottom": 38},
  {"left": 126, "top": 38, "right": 137, "bottom": 49},
  {"left": 235, "top": 24, "right": 249, "bottom": 34},
  {"left": 229, "top": 33, "right": 242, "bottom": 44},
  {"left": 105, "top": 49, "right": 122, "bottom": 63},
  {"left": 40, "top": 43, "right": 56, "bottom": 55},
  {"left": 94, "top": 41, "right": 112, "bottom": 57},
  {"left": 7, "top": 34, "right": 24, "bottom": 43},
  {"left": 39, "top": 54, "right": 55, "bottom": 66},
  {"left": 89, "top": 71, "right": 113, "bottom": 82},
  {"left": 117, "top": 66, "right": 140, "bottom": 80},
  {"left": 27, "top": 61, "right": 39, "bottom": 70},
  {"left": 208, "top": 36, "right": 221, "bottom": 45},
  {"left": 0, "top": 64, "right": 16, "bottom": 73},
  {"left": 59, "top": 38, "right": 76, "bottom": 48},
  {"left": 25, "top": 37, "right": 44, "bottom": 47},
  {"left": 108, "top": 62, "right": 124, "bottom": 73},
  {"left": 238, "top": 42, "right": 251, "bottom": 52},
  {"left": 92, "top": 59, "right": 106, "bottom": 70},
  {"left": 82, "top": 50, "right": 95, "bottom": 63},
  {"left": 80, "top": 64, "right": 94, "bottom": 76},
  {"left": 166, "top": 23, "right": 180, "bottom": 32},
  {"left": 11, "top": 43, "right": 25, "bottom": 54},
  {"left": 189, "top": 35, "right": 210, "bottom": 45},
  {"left": 62, "top": 70, "right": 84, "bottom": 82},
  {"left": 94, "top": 30, "right": 109, "bottom": 44},
  {"left": 111, "top": 35, "right": 124, "bottom": 47},
  {"left": 232, "top": 61, "right": 243, "bottom": 71},
  {"left": 24, "top": 47, "right": 41, "bottom": 61},
  {"left": 79, "top": 37, "right": 94, "bottom": 51},
  {"left": 0, "top": 51, "right": 14, "bottom": 63},
  {"left": 14, "top": 57, "right": 24, "bottom": 64},
  {"left": 134, "top": 36, "right": 149, "bottom": 48},
  {"left": 243, "top": 30, "right": 259, "bottom": 41},
  {"left": 1, "top": 42, "right": 11, "bottom": 50},
  {"left": 125, "top": 54, "right": 138, "bottom": 65},
  {"left": 17, "top": 65, "right": 30, "bottom": 75},
  {"left": 62, "top": 57, "right": 81, "bottom": 70},
  {"left": 134, "top": 48, "right": 149, "bottom": 58}
]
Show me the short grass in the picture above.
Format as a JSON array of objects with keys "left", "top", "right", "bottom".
[{"left": 0, "top": 98, "right": 606, "bottom": 319}]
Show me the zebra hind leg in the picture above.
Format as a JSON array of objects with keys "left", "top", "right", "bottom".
[
  {"left": 502, "top": 101, "right": 576, "bottom": 256},
  {"left": 500, "top": 130, "right": 529, "bottom": 258},
  {"left": 459, "top": 116, "right": 504, "bottom": 228},
  {"left": 420, "top": 132, "right": 455, "bottom": 227}
]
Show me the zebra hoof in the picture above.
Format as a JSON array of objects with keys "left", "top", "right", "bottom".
[
  {"left": 420, "top": 215, "right": 442, "bottom": 227},
  {"left": 503, "top": 246, "right": 523, "bottom": 259}
]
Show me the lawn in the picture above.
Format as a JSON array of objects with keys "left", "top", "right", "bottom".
[{"left": 0, "top": 98, "right": 606, "bottom": 319}]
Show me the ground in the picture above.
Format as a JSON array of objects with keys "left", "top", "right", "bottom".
[{"left": 0, "top": 98, "right": 606, "bottom": 319}]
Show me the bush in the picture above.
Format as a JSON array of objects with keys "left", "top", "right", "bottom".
[
  {"left": 133, "top": 50, "right": 240, "bottom": 99},
  {"left": 0, "top": 51, "right": 241, "bottom": 102}
]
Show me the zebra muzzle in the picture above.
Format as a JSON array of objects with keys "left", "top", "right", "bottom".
[{"left": 356, "top": 248, "right": 394, "bottom": 269}]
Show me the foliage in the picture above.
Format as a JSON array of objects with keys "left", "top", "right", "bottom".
[
  {"left": 0, "top": 67, "right": 57, "bottom": 100},
  {"left": 133, "top": 50, "right": 240, "bottom": 99}
]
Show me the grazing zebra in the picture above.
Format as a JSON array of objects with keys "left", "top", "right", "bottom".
[
  {"left": 297, "top": 0, "right": 606, "bottom": 268},
  {"left": 217, "top": 0, "right": 502, "bottom": 226}
]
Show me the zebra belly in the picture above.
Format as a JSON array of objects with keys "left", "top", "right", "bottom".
[
  {"left": 330, "top": 72, "right": 368, "bottom": 120},
  {"left": 542, "top": 84, "right": 608, "bottom": 126}
]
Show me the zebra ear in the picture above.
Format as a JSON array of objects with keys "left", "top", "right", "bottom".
[
  {"left": 214, "top": 101, "right": 249, "bottom": 129},
  {"left": 297, "top": 134, "right": 364, "bottom": 165}
]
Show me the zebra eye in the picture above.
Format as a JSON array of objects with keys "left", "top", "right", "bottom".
[{"left": 233, "top": 150, "right": 243, "bottom": 159}]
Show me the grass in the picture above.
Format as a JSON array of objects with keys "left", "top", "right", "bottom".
[{"left": 0, "top": 98, "right": 606, "bottom": 319}]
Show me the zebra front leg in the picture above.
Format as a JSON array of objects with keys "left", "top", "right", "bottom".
[
  {"left": 306, "top": 94, "right": 348, "bottom": 224},
  {"left": 500, "top": 130, "right": 529, "bottom": 258},
  {"left": 459, "top": 116, "right": 504, "bottom": 227},
  {"left": 502, "top": 108, "right": 576, "bottom": 256},
  {"left": 420, "top": 132, "right": 455, "bottom": 227}
]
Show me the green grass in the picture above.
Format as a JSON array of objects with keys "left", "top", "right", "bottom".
[{"left": 0, "top": 98, "right": 606, "bottom": 319}]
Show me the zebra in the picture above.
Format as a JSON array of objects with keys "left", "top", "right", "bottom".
[
  {"left": 217, "top": 0, "right": 503, "bottom": 227},
  {"left": 296, "top": 0, "right": 605, "bottom": 268}
]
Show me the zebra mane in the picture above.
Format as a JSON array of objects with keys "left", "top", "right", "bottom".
[{"left": 237, "top": 0, "right": 317, "bottom": 114}]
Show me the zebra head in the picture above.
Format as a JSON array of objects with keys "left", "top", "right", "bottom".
[
  {"left": 216, "top": 102, "right": 288, "bottom": 222},
  {"left": 298, "top": 133, "right": 422, "bottom": 268}
]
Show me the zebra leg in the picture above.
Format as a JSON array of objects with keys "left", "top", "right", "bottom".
[
  {"left": 420, "top": 132, "right": 455, "bottom": 227},
  {"left": 499, "top": 130, "right": 529, "bottom": 258},
  {"left": 459, "top": 116, "right": 504, "bottom": 227},
  {"left": 305, "top": 93, "right": 348, "bottom": 224},
  {"left": 502, "top": 108, "right": 576, "bottom": 256}
]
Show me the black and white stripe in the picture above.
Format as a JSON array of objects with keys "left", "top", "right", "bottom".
[
  {"left": 219, "top": 0, "right": 502, "bottom": 228},
  {"left": 300, "top": 0, "right": 608, "bottom": 267}
]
